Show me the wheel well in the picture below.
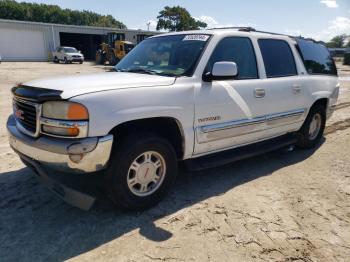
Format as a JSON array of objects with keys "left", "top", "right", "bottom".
[
  {"left": 109, "top": 117, "right": 184, "bottom": 159},
  {"left": 312, "top": 98, "right": 328, "bottom": 110}
]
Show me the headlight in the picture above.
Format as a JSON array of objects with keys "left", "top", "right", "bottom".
[
  {"left": 41, "top": 101, "right": 88, "bottom": 138},
  {"left": 43, "top": 101, "right": 88, "bottom": 120}
]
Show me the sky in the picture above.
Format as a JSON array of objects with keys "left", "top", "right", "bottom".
[{"left": 19, "top": 0, "right": 350, "bottom": 41}]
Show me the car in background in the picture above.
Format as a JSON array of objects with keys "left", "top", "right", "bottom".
[{"left": 52, "top": 46, "right": 84, "bottom": 64}]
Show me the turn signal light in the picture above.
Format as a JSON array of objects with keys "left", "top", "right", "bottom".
[
  {"left": 67, "top": 103, "right": 89, "bottom": 120},
  {"left": 42, "top": 125, "right": 79, "bottom": 137}
]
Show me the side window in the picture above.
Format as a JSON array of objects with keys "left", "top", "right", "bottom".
[
  {"left": 296, "top": 39, "right": 337, "bottom": 76},
  {"left": 258, "top": 39, "right": 297, "bottom": 78},
  {"left": 206, "top": 37, "right": 258, "bottom": 79}
]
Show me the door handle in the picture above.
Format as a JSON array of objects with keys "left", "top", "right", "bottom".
[
  {"left": 254, "top": 88, "right": 265, "bottom": 98},
  {"left": 292, "top": 84, "right": 302, "bottom": 94}
]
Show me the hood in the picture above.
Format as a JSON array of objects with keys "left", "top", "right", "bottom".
[
  {"left": 23, "top": 72, "right": 176, "bottom": 99},
  {"left": 66, "top": 52, "right": 83, "bottom": 56}
]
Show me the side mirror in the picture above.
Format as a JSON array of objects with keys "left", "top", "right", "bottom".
[{"left": 203, "top": 61, "right": 238, "bottom": 82}]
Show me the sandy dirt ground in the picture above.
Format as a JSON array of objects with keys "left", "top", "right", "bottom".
[{"left": 0, "top": 62, "right": 350, "bottom": 262}]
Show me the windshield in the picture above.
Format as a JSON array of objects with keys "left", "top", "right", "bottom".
[
  {"left": 64, "top": 47, "right": 78, "bottom": 53},
  {"left": 115, "top": 34, "right": 211, "bottom": 77}
]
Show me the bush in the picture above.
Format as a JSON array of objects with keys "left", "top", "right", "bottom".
[{"left": 344, "top": 53, "right": 350, "bottom": 65}]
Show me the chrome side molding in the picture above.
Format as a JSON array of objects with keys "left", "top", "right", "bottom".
[{"left": 197, "top": 109, "right": 305, "bottom": 143}]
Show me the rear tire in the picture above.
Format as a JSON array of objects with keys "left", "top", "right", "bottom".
[
  {"left": 296, "top": 104, "right": 326, "bottom": 149},
  {"left": 105, "top": 133, "right": 178, "bottom": 211}
]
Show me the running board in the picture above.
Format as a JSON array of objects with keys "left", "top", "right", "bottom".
[{"left": 185, "top": 134, "right": 298, "bottom": 171}]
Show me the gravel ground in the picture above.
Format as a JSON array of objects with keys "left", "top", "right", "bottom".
[{"left": 0, "top": 62, "right": 349, "bottom": 262}]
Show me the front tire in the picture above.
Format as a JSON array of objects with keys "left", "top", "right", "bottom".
[
  {"left": 107, "top": 49, "right": 119, "bottom": 65},
  {"left": 296, "top": 104, "right": 326, "bottom": 149},
  {"left": 105, "top": 133, "right": 178, "bottom": 211},
  {"left": 96, "top": 50, "right": 105, "bottom": 65}
]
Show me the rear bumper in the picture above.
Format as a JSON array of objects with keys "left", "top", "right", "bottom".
[{"left": 7, "top": 115, "right": 113, "bottom": 174}]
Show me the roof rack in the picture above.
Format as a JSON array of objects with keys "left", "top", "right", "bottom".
[
  {"left": 208, "top": 26, "right": 256, "bottom": 32},
  {"left": 208, "top": 27, "right": 294, "bottom": 36},
  {"left": 207, "top": 27, "right": 321, "bottom": 43}
]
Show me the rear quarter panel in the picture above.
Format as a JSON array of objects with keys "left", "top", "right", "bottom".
[{"left": 302, "top": 74, "right": 339, "bottom": 114}]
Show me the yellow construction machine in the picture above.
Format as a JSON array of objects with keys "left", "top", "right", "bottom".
[{"left": 96, "top": 32, "right": 135, "bottom": 65}]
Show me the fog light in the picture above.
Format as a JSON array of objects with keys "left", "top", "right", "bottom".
[
  {"left": 69, "top": 154, "right": 84, "bottom": 163},
  {"left": 42, "top": 125, "right": 79, "bottom": 137}
]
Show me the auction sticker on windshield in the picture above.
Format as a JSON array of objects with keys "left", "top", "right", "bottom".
[{"left": 183, "top": 35, "right": 210, "bottom": 41}]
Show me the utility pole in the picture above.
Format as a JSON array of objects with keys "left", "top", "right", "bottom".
[{"left": 146, "top": 22, "right": 151, "bottom": 31}]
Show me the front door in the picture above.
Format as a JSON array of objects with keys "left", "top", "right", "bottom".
[{"left": 194, "top": 36, "right": 270, "bottom": 155}]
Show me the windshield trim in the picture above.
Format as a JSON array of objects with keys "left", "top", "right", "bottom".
[{"left": 115, "top": 33, "right": 213, "bottom": 78}]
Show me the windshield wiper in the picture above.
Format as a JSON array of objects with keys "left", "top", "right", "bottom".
[
  {"left": 116, "top": 68, "right": 177, "bottom": 77},
  {"left": 123, "top": 68, "right": 158, "bottom": 75}
]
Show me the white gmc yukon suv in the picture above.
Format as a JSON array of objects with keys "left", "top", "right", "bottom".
[{"left": 7, "top": 28, "right": 339, "bottom": 210}]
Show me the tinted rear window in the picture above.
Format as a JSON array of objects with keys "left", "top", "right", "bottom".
[
  {"left": 296, "top": 39, "right": 337, "bottom": 76},
  {"left": 258, "top": 39, "right": 297, "bottom": 78}
]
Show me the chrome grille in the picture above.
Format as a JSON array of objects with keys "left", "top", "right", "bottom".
[{"left": 13, "top": 97, "right": 41, "bottom": 137}]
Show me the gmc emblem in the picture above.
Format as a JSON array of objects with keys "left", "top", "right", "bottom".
[{"left": 15, "top": 108, "right": 25, "bottom": 120}]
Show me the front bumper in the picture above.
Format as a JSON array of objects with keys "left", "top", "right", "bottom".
[
  {"left": 68, "top": 57, "right": 84, "bottom": 62},
  {"left": 20, "top": 153, "right": 97, "bottom": 210},
  {"left": 7, "top": 115, "right": 113, "bottom": 174}
]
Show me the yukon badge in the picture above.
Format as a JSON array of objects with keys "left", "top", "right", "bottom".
[{"left": 198, "top": 116, "right": 221, "bottom": 123}]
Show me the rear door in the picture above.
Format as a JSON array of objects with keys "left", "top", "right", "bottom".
[
  {"left": 255, "top": 38, "right": 309, "bottom": 138},
  {"left": 57, "top": 47, "right": 64, "bottom": 60}
]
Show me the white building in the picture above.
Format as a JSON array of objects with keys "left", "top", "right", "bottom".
[{"left": 0, "top": 19, "right": 159, "bottom": 61}]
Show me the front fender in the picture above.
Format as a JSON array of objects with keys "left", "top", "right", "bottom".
[{"left": 71, "top": 84, "right": 195, "bottom": 159}]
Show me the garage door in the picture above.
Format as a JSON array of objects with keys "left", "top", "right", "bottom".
[{"left": 0, "top": 28, "right": 46, "bottom": 61}]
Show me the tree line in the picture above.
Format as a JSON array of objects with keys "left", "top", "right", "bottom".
[
  {"left": 326, "top": 35, "right": 350, "bottom": 48},
  {"left": 0, "top": 0, "right": 126, "bottom": 28},
  {"left": 0, "top": 1, "right": 347, "bottom": 46}
]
